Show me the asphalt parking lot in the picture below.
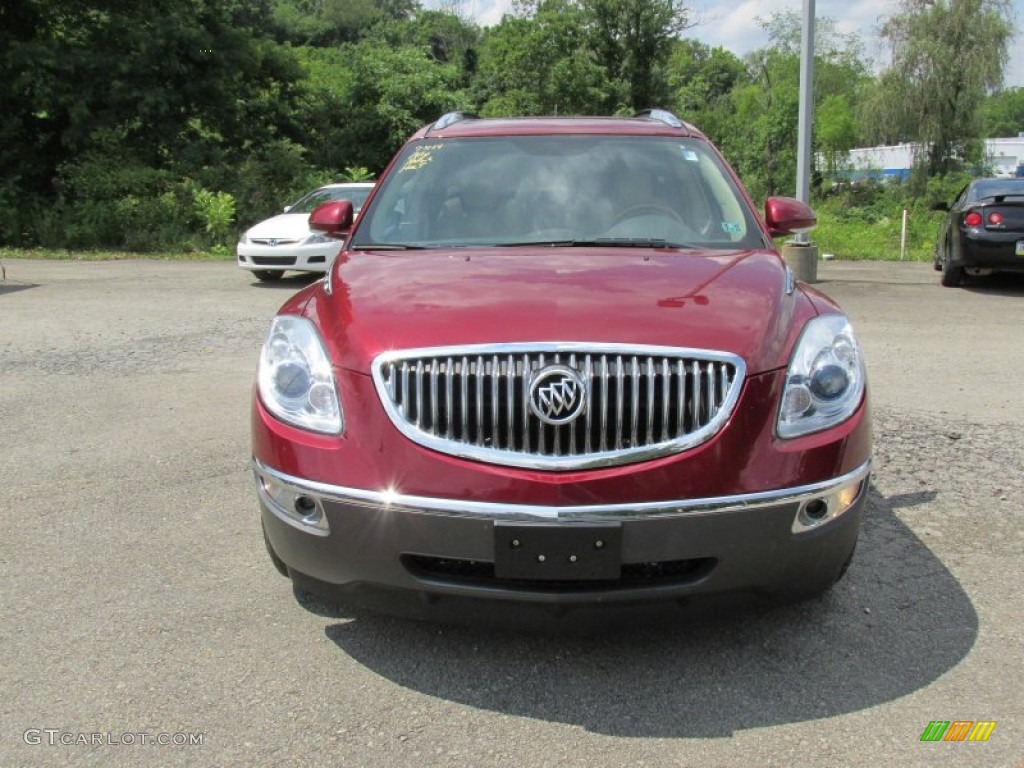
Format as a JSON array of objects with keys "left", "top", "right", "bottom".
[{"left": 1, "top": 258, "right": 1022, "bottom": 767}]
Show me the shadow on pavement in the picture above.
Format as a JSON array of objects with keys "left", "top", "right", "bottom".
[
  {"left": 0, "top": 282, "right": 39, "bottom": 296},
  {"left": 307, "top": 481, "right": 977, "bottom": 738},
  {"left": 960, "top": 272, "right": 1024, "bottom": 296},
  {"left": 248, "top": 273, "right": 321, "bottom": 289}
]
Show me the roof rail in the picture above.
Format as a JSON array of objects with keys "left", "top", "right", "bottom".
[
  {"left": 634, "top": 109, "right": 684, "bottom": 129},
  {"left": 430, "top": 111, "right": 479, "bottom": 134}
]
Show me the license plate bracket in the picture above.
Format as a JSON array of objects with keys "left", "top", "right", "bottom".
[{"left": 493, "top": 523, "right": 623, "bottom": 580}]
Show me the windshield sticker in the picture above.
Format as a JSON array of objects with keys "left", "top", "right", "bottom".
[
  {"left": 721, "top": 222, "right": 743, "bottom": 235},
  {"left": 681, "top": 149, "right": 699, "bottom": 162},
  {"left": 400, "top": 144, "right": 444, "bottom": 172}
]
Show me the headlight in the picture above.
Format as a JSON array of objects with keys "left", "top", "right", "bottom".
[
  {"left": 304, "top": 233, "right": 332, "bottom": 245},
  {"left": 258, "top": 315, "right": 343, "bottom": 434},
  {"left": 777, "top": 314, "right": 865, "bottom": 438},
  {"left": 238, "top": 233, "right": 249, "bottom": 244}
]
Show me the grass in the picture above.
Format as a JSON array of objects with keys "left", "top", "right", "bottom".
[
  {"left": 0, "top": 246, "right": 236, "bottom": 262},
  {"left": 803, "top": 196, "right": 944, "bottom": 262}
]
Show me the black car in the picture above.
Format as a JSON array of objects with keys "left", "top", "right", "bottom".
[{"left": 932, "top": 178, "right": 1024, "bottom": 286}]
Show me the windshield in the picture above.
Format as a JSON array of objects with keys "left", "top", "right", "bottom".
[
  {"left": 290, "top": 185, "right": 373, "bottom": 214},
  {"left": 351, "top": 136, "right": 763, "bottom": 249}
]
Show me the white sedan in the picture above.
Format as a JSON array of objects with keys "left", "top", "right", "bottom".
[{"left": 237, "top": 182, "right": 375, "bottom": 281}]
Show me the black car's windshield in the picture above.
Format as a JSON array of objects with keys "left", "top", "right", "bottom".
[
  {"left": 290, "top": 185, "right": 373, "bottom": 214},
  {"left": 351, "top": 136, "right": 763, "bottom": 250}
]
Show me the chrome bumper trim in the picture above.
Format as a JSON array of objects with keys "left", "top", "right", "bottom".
[{"left": 252, "top": 458, "right": 871, "bottom": 523}]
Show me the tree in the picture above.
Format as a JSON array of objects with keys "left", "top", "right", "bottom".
[
  {"left": 476, "top": 0, "right": 609, "bottom": 116},
  {"left": 981, "top": 87, "right": 1024, "bottom": 138},
  {"left": 270, "top": 0, "right": 420, "bottom": 45},
  {"left": 665, "top": 40, "right": 746, "bottom": 138},
  {"left": 583, "top": 0, "right": 694, "bottom": 111},
  {"left": 817, "top": 95, "right": 858, "bottom": 179},
  {"left": 340, "top": 42, "right": 470, "bottom": 170},
  {"left": 876, "top": 0, "right": 1014, "bottom": 175},
  {"left": 0, "top": 0, "right": 307, "bottom": 247},
  {"left": 711, "top": 12, "right": 868, "bottom": 199}
]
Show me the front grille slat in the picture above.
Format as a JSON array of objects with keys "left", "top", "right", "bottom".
[
  {"left": 537, "top": 354, "right": 546, "bottom": 456},
  {"left": 690, "top": 361, "right": 700, "bottom": 432},
  {"left": 615, "top": 356, "right": 624, "bottom": 450},
  {"left": 375, "top": 344, "right": 744, "bottom": 470},
  {"left": 569, "top": 354, "right": 578, "bottom": 455},
  {"left": 646, "top": 357, "right": 655, "bottom": 444},
  {"left": 600, "top": 355, "right": 609, "bottom": 452},
  {"left": 674, "top": 360, "right": 683, "bottom": 436},
  {"left": 584, "top": 355, "right": 594, "bottom": 455},
  {"left": 661, "top": 359, "right": 671, "bottom": 442}
]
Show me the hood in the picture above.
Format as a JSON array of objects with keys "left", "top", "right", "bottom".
[
  {"left": 305, "top": 247, "right": 818, "bottom": 376},
  {"left": 245, "top": 213, "right": 314, "bottom": 240}
]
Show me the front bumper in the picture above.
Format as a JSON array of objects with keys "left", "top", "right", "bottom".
[
  {"left": 255, "top": 458, "right": 870, "bottom": 607},
  {"left": 237, "top": 241, "right": 342, "bottom": 273}
]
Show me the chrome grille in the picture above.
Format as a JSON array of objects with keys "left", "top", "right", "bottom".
[{"left": 372, "top": 344, "right": 745, "bottom": 470}]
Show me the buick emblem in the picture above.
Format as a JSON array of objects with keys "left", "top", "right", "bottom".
[{"left": 529, "top": 365, "right": 587, "bottom": 425}]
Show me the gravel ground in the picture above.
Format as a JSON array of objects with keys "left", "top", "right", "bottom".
[{"left": 0, "top": 259, "right": 1021, "bottom": 767}]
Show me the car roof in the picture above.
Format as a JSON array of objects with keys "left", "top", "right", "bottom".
[
  {"left": 321, "top": 182, "right": 375, "bottom": 188},
  {"left": 411, "top": 115, "right": 707, "bottom": 141}
]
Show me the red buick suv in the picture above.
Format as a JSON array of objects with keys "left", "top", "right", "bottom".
[{"left": 251, "top": 110, "right": 872, "bottom": 619}]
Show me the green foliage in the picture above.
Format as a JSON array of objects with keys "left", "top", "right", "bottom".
[
  {"left": 341, "top": 42, "right": 470, "bottom": 169},
  {"left": 343, "top": 167, "right": 376, "bottom": 182},
  {"left": 583, "top": 0, "right": 693, "bottom": 111},
  {"left": 703, "top": 12, "right": 871, "bottom": 200},
  {"left": 981, "top": 87, "right": 1024, "bottom": 138},
  {"left": 0, "top": 0, "right": 1018, "bottom": 255},
  {"left": 811, "top": 184, "right": 945, "bottom": 262},
  {"left": 191, "top": 188, "right": 237, "bottom": 241},
  {"left": 478, "top": 2, "right": 608, "bottom": 116},
  {"left": 874, "top": 0, "right": 1013, "bottom": 175},
  {"left": 817, "top": 95, "right": 859, "bottom": 178}
]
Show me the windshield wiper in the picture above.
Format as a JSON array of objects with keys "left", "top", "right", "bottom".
[
  {"left": 568, "top": 238, "right": 693, "bottom": 249},
  {"left": 350, "top": 243, "right": 434, "bottom": 250},
  {"left": 498, "top": 238, "right": 693, "bottom": 249}
]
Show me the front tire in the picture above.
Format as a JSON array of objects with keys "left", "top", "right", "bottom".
[{"left": 252, "top": 270, "right": 285, "bottom": 282}]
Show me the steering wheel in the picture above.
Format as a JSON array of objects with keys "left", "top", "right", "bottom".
[{"left": 611, "top": 203, "right": 684, "bottom": 226}]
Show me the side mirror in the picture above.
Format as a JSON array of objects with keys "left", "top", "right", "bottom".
[
  {"left": 309, "top": 200, "right": 354, "bottom": 238},
  {"left": 929, "top": 201, "right": 950, "bottom": 212},
  {"left": 283, "top": 205, "right": 292, "bottom": 213},
  {"left": 764, "top": 197, "right": 816, "bottom": 237}
]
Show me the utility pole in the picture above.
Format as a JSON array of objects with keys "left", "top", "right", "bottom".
[
  {"left": 781, "top": 0, "right": 820, "bottom": 282},
  {"left": 795, "top": 0, "right": 815, "bottom": 244}
]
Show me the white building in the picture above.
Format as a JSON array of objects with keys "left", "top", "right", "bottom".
[{"left": 839, "top": 136, "right": 1024, "bottom": 180}]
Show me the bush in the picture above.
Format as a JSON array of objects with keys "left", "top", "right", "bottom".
[{"left": 810, "top": 178, "right": 948, "bottom": 261}]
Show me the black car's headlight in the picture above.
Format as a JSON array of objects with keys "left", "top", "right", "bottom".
[
  {"left": 258, "top": 315, "right": 343, "bottom": 434},
  {"left": 778, "top": 314, "right": 865, "bottom": 438}
]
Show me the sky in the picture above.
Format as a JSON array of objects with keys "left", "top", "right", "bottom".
[{"left": 424, "top": 0, "right": 1024, "bottom": 89}]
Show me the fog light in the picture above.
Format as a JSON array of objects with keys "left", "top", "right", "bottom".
[
  {"left": 255, "top": 470, "right": 329, "bottom": 535},
  {"left": 293, "top": 495, "right": 322, "bottom": 524},
  {"left": 804, "top": 498, "right": 829, "bottom": 520},
  {"left": 792, "top": 479, "right": 864, "bottom": 533}
]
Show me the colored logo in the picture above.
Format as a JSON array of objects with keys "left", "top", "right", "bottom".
[
  {"left": 920, "top": 721, "right": 997, "bottom": 742},
  {"left": 529, "top": 365, "right": 586, "bottom": 425}
]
